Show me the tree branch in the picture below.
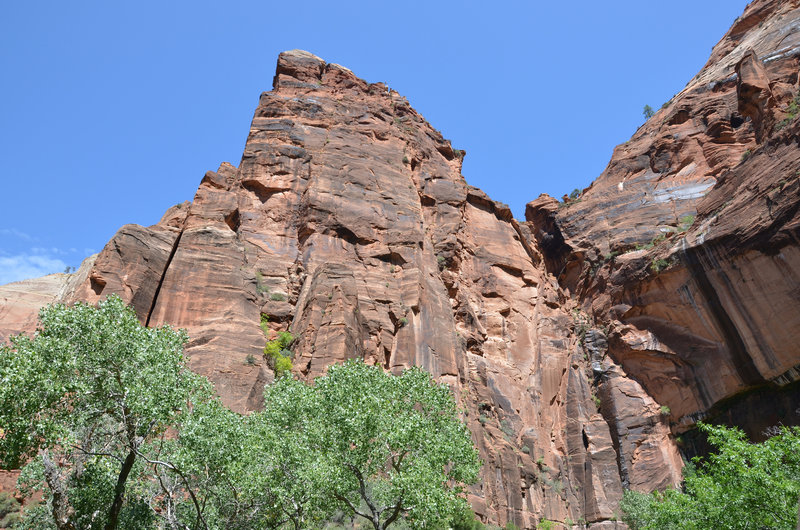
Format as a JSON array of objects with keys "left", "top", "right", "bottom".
[
  {"left": 135, "top": 452, "right": 209, "bottom": 530},
  {"left": 334, "top": 493, "right": 373, "bottom": 523},
  {"left": 344, "top": 463, "right": 381, "bottom": 529},
  {"left": 382, "top": 497, "right": 405, "bottom": 530},
  {"left": 103, "top": 449, "right": 137, "bottom": 530},
  {"left": 41, "top": 450, "right": 76, "bottom": 530},
  {"left": 69, "top": 445, "right": 124, "bottom": 464}
]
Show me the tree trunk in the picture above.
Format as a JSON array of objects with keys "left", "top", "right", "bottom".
[
  {"left": 104, "top": 450, "right": 137, "bottom": 530},
  {"left": 41, "top": 451, "right": 76, "bottom": 530}
]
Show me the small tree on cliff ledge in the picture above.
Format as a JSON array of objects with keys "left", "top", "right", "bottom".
[{"left": 249, "top": 360, "right": 482, "bottom": 529}]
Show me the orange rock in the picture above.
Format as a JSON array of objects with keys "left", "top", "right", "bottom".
[{"left": 3, "top": 2, "right": 800, "bottom": 526}]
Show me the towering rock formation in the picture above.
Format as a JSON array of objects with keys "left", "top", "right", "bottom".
[
  {"left": 2, "top": 1, "right": 799, "bottom": 527},
  {"left": 527, "top": 0, "right": 800, "bottom": 448}
]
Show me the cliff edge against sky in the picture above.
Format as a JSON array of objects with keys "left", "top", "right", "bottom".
[{"left": 2, "top": 1, "right": 800, "bottom": 527}]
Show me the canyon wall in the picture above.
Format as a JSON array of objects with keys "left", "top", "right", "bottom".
[
  {"left": 526, "top": 0, "right": 800, "bottom": 445},
  {"left": 2, "top": 1, "right": 799, "bottom": 527}
]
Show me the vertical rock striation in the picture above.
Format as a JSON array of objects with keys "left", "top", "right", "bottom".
[
  {"left": 2, "top": 1, "right": 800, "bottom": 527},
  {"left": 33, "top": 49, "right": 626, "bottom": 527},
  {"left": 527, "top": 0, "right": 800, "bottom": 483}
]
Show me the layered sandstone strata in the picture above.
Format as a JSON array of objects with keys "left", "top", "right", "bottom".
[
  {"left": 2, "top": 1, "right": 799, "bottom": 527},
  {"left": 527, "top": 0, "right": 800, "bottom": 444},
  {"left": 17, "top": 50, "right": 635, "bottom": 527}
]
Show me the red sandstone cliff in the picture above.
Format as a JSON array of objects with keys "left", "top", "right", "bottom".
[
  {"left": 2, "top": 1, "right": 800, "bottom": 528},
  {"left": 527, "top": 0, "right": 800, "bottom": 452}
]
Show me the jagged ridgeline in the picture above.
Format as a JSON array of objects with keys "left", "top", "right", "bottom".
[{"left": 2, "top": 0, "right": 800, "bottom": 527}]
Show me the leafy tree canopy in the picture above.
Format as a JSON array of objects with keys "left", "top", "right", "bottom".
[
  {"left": 0, "top": 297, "right": 480, "bottom": 529},
  {"left": 246, "top": 360, "right": 482, "bottom": 529},
  {"left": 0, "top": 295, "right": 226, "bottom": 529},
  {"left": 621, "top": 422, "right": 800, "bottom": 529}
]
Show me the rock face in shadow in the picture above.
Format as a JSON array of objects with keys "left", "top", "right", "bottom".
[
  {"left": 526, "top": 0, "right": 800, "bottom": 483},
  {"left": 2, "top": 2, "right": 800, "bottom": 528}
]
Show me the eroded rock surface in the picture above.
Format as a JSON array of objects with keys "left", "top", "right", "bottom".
[
  {"left": 2, "top": 2, "right": 800, "bottom": 527},
  {"left": 526, "top": 0, "right": 800, "bottom": 492},
  {"left": 1, "top": 49, "right": 622, "bottom": 528}
]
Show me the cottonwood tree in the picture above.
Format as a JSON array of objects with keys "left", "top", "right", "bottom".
[
  {"left": 1, "top": 297, "right": 481, "bottom": 529},
  {"left": 621, "top": 423, "right": 800, "bottom": 529},
  {"left": 0, "top": 296, "right": 230, "bottom": 530},
  {"left": 252, "top": 360, "right": 481, "bottom": 529}
]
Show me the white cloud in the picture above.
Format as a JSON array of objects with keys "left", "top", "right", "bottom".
[
  {"left": 0, "top": 228, "right": 35, "bottom": 242},
  {"left": 0, "top": 254, "right": 68, "bottom": 285}
]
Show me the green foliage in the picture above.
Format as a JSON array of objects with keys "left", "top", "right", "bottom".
[
  {"left": 450, "top": 506, "right": 485, "bottom": 530},
  {"left": 263, "top": 331, "right": 294, "bottom": 377},
  {"left": 635, "top": 232, "right": 667, "bottom": 251},
  {"left": 251, "top": 360, "right": 481, "bottom": 529},
  {"left": 621, "top": 423, "right": 800, "bottom": 529},
  {"left": 402, "top": 155, "right": 410, "bottom": 165},
  {"left": 572, "top": 309, "right": 591, "bottom": 344},
  {"left": 536, "top": 519, "right": 555, "bottom": 530},
  {"left": 0, "top": 295, "right": 225, "bottom": 529},
  {"left": 740, "top": 149, "right": 752, "bottom": 162},
  {"left": 0, "top": 491, "right": 21, "bottom": 528},
  {"left": 0, "top": 299, "right": 480, "bottom": 530},
  {"left": 775, "top": 90, "right": 800, "bottom": 131},
  {"left": 505, "top": 522, "right": 521, "bottom": 530},
  {"left": 255, "top": 270, "right": 270, "bottom": 294},
  {"left": 643, "top": 105, "right": 655, "bottom": 119},
  {"left": 650, "top": 258, "right": 670, "bottom": 273},
  {"left": 269, "top": 292, "right": 286, "bottom": 302},
  {"left": 678, "top": 214, "right": 695, "bottom": 232},
  {"left": 245, "top": 353, "right": 257, "bottom": 365},
  {"left": 569, "top": 188, "right": 582, "bottom": 200},
  {"left": 499, "top": 419, "right": 515, "bottom": 438},
  {"left": 659, "top": 405, "right": 671, "bottom": 416}
]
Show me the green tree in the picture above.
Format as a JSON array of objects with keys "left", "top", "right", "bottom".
[
  {"left": 251, "top": 360, "right": 481, "bottom": 529},
  {"left": 1, "top": 298, "right": 481, "bottom": 529},
  {"left": 621, "top": 423, "right": 800, "bottom": 529},
  {"left": 642, "top": 104, "right": 655, "bottom": 119},
  {"left": 0, "top": 295, "right": 229, "bottom": 529}
]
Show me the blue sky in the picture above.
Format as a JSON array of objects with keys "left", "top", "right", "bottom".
[{"left": 0, "top": 1, "right": 749, "bottom": 284}]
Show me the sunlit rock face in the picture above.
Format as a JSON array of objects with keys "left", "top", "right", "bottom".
[
  {"left": 2, "top": 1, "right": 800, "bottom": 527},
  {"left": 33, "top": 49, "right": 629, "bottom": 528}
]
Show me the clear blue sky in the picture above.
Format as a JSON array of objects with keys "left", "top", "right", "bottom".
[{"left": 0, "top": 0, "right": 749, "bottom": 284}]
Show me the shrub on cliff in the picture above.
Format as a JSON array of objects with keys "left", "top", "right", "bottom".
[
  {"left": 264, "top": 330, "right": 294, "bottom": 376},
  {"left": 620, "top": 423, "right": 800, "bottom": 529}
]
